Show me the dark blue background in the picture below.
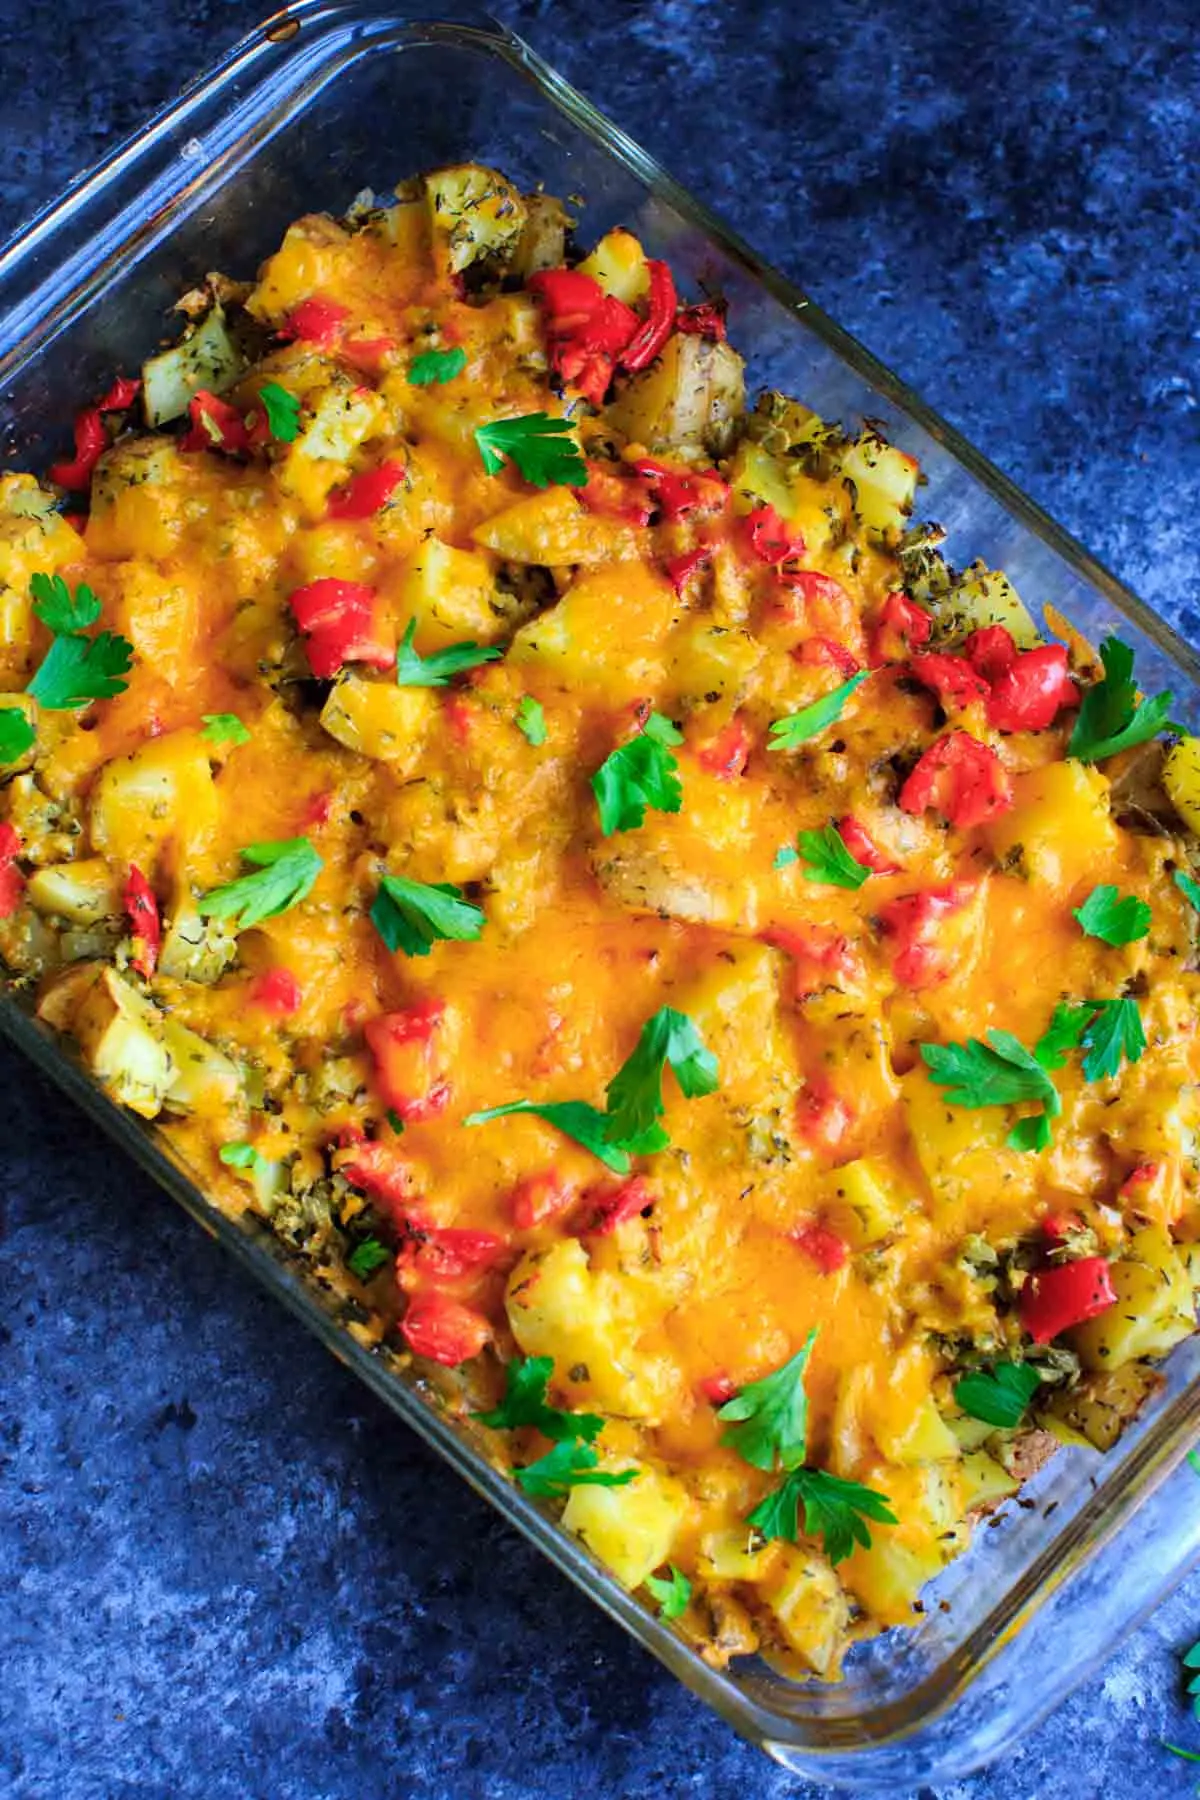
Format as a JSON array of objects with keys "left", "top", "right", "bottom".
[{"left": 2, "top": 4, "right": 1200, "bottom": 1796}]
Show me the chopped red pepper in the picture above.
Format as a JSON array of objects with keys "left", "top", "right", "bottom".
[
  {"left": 340, "top": 335, "right": 397, "bottom": 372},
  {"left": 695, "top": 715, "right": 752, "bottom": 778},
  {"left": 745, "top": 503, "right": 806, "bottom": 565},
  {"left": 0, "top": 823, "right": 24, "bottom": 920},
  {"left": 791, "top": 1222, "right": 850, "bottom": 1273},
  {"left": 179, "top": 389, "right": 251, "bottom": 456},
  {"left": 511, "top": 1168, "right": 576, "bottom": 1231},
  {"left": 122, "top": 866, "right": 161, "bottom": 979},
  {"left": 301, "top": 790, "right": 334, "bottom": 828},
  {"left": 1042, "top": 1210, "right": 1084, "bottom": 1244},
  {"left": 632, "top": 458, "right": 729, "bottom": 521},
  {"left": 836, "top": 814, "right": 900, "bottom": 874},
  {"left": 878, "top": 883, "right": 975, "bottom": 987},
  {"left": 288, "top": 577, "right": 394, "bottom": 679},
  {"left": 1019, "top": 1257, "right": 1116, "bottom": 1344},
  {"left": 397, "top": 1227, "right": 508, "bottom": 1288},
  {"left": 774, "top": 571, "right": 864, "bottom": 664},
  {"left": 698, "top": 1371, "right": 737, "bottom": 1404},
  {"left": 334, "top": 1139, "right": 414, "bottom": 1217},
  {"left": 869, "top": 591, "right": 933, "bottom": 665},
  {"left": 325, "top": 460, "right": 408, "bottom": 520},
  {"left": 578, "top": 459, "right": 654, "bottom": 525},
  {"left": 986, "top": 644, "right": 1079, "bottom": 733},
  {"left": 675, "top": 299, "right": 728, "bottom": 340},
  {"left": 248, "top": 968, "right": 302, "bottom": 1015},
  {"left": 908, "top": 651, "right": 991, "bottom": 711},
  {"left": 899, "top": 731, "right": 1013, "bottom": 829},
  {"left": 762, "top": 922, "right": 861, "bottom": 998},
  {"left": 528, "top": 267, "right": 640, "bottom": 407},
  {"left": 620, "top": 259, "right": 678, "bottom": 372},
  {"left": 401, "top": 1292, "right": 491, "bottom": 1366},
  {"left": 364, "top": 1000, "right": 448, "bottom": 1123},
  {"left": 964, "top": 625, "right": 1017, "bottom": 682},
  {"left": 664, "top": 544, "right": 712, "bottom": 594},
  {"left": 794, "top": 1084, "right": 853, "bottom": 1156},
  {"left": 583, "top": 1174, "right": 655, "bottom": 1235},
  {"left": 1119, "top": 1162, "right": 1161, "bottom": 1197},
  {"left": 281, "top": 296, "right": 351, "bottom": 349},
  {"left": 48, "top": 376, "right": 142, "bottom": 489},
  {"left": 795, "top": 635, "right": 862, "bottom": 678}
]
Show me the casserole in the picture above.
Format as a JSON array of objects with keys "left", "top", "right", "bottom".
[{"left": 3, "top": 4, "right": 1200, "bottom": 1783}]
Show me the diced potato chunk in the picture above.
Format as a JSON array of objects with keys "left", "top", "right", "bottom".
[
  {"left": 663, "top": 619, "right": 762, "bottom": 707},
  {"left": 864, "top": 1345, "right": 960, "bottom": 1465},
  {"left": 606, "top": 334, "right": 745, "bottom": 458},
  {"left": 67, "top": 966, "right": 174, "bottom": 1119},
  {"left": 158, "top": 902, "right": 239, "bottom": 984},
  {"left": 577, "top": 228, "right": 649, "bottom": 304},
  {"left": 837, "top": 432, "right": 919, "bottom": 542},
  {"left": 0, "top": 474, "right": 83, "bottom": 594},
  {"left": 89, "top": 730, "right": 218, "bottom": 874},
  {"left": 825, "top": 1156, "right": 903, "bottom": 1246},
  {"left": 510, "top": 193, "right": 571, "bottom": 280},
  {"left": 932, "top": 564, "right": 1040, "bottom": 649},
  {"left": 278, "top": 379, "right": 387, "bottom": 515},
  {"left": 472, "top": 487, "right": 631, "bottom": 567},
  {"left": 986, "top": 760, "right": 1117, "bottom": 891},
  {"left": 160, "top": 1017, "right": 243, "bottom": 1115},
  {"left": 391, "top": 537, "right": 502, "bottom": 647},
  {"left": 1039, "top": 1362, "right": 1162, "bottom": 1450},
  {"left": 1070, "top": 1225, "right": 1195, "bottom": 1370},
  {"left": 425, "top": 163, "right": 526, "bottom": 274},
  {"left": 959, "top": 1449, "right": 1019, "bottom": 1511},
  {"left": 697, "top": 1526, "right": 773, "bottom": 1582},
  {"left": 141, "top": 307, "right": 248, "bottom": 427},
  {"left": 509, "top": 562, "right": 676, "bottom": 705},
  {"left": 1163, "top": 736, "right": 1200, "bottom": 834},
  {"left": 244, "top": 214, "right": 351, "bottom": 325},
  {"left": 760, "top": 1546, "right": 850, "bottom": 1678},
  {"left": 25, "top": 858, "right": 119, "bottom": 925},
  {"left": 561, "top": 1463, "right": 688, "bottom": 1590},
  {"left": 319, "top": 674, "right": 436, "bottom": 769}
]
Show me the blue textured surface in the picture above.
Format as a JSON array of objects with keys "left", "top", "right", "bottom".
[{"left": 2, "top": 2, "right": 1200, "bottom": 1795}]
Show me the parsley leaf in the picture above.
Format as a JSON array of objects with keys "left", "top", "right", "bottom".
[
  {"left": 1174, "top": 869, "right": 1200, "bottom": 913},
  {"left": 473, "top": 1354, "right": 603, "bottom": 1443},
  {"left": 795, "top": 822, "right": 871, "bottom": 890},
  {"left": 30, "top": 572, "right": 101, "bottom": 634},
  {"left": 767, "top": 673, "right": 869, "bottom": 752},
  {"left": 921, "top": 1029, "right": 1062, "bottom": 1117},
  {"left": 465, "top": 1099, "right": 631, "bottom": 1175},
  {"left": 1033, "top": 1002, "right": 1095, "bottom": 1070},
  {"left": 371, "top": 872, "right": 485, "bottom": 956},
  {"left": 201, "top": 712, "right": 251, "bottom": 746},
  {"left": 474, "top": 411, "right": 587, "bottom": 488},
  {"left": 219, "top": 1140, "right": 267, "bottom": 1172},
  {"left": 394, "top": 618, "right": 503, "bottom": 688},
  {"left": 1073, "top": 883, "right": 1151, "bottom": 945},
  {"left": 1079, "top": 996, "right": 1146, "bottom": 1081},
  {"left": 1068, "top": 636, "right": 1178, "bottom": 763},
  {"left": 27, "top": 630, "right": 133, "bottom": 709},
  {"left": 257, "top": 381, "right": 301, "bottom": 442},
  {"left": 515, "top": 1439, "right": 638, "bottom": 1498},
  {"left": 0, "top": 707, "right": 35, "bottom": 764},
  {"left": 1007, "top": 1112, "right": 1054, "bottom": 1153},
  {"left": 748, "top": 1467, "right": 897, "bottom": 1565},
  {"left": 197, "top": 837, "right": 322, "bottom": 929},
  {"left": 592, "top": 712, "right": 683, "bottom": 836},
  {"left": 644, "top": 1565, "right": 692, "bottom": 1620},
  {"left": 604, "top": 1006, "right": 719, "bottom": 1151},
  {"left": 385, "top": 1107, "right": 405, "bottom": 1135},
  {"left": 347, "top": 1237, "right": 391, "bottom": 1279},
  {"left": 516, "top": 695, "right": 547, "bottom": 746},
  {"left": 408, "top": 346, "right": 467, "bottom": 387},
  {"left": 953, "top": 1360, "right": 1042, "bottom": 1429},
  {"left": 717, "top": 1330, "right": 818, "bottom": 1473}
]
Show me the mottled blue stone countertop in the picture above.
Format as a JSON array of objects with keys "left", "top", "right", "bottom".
[{"left": 3, "top": 1, "right": 1200, "bottom": 1795}]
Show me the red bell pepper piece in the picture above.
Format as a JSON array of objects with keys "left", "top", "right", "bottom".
[
  {"left": 836, "top": 814, "right": 900, "bottom": 874},
  {"left": 1119, "top": 1162, "right": 1161, "bottom": 1198},
  {"left": 619, "top": 259, "right": 678, "bottom": 372},
  {"left": 578, "top": 459, "right": 654, "bottom": 525},
  {"left": 180, "top": 389, "right": 251, "bottom": 456},
  {"left": 583, "top": 1174, "right": 655, "bottom": 1235},
  {"left": 397, "top": 1227, "right": 508, "bottom": 1288},
  {"left": 869, "top": 591, "right": 933, "bottom": 665},
  {"left": 288, "top": 577, "right": 394, "bottom": 679},
  {"left": 301, "top": 790, "right": 334, "bottom": 828},
  {"left": 511, "top": 1168, "right": 577, "bottom": 1231},
  {"left": 340, "top": 335, "right": 397, "bottom": 372},
  {"left": 791, "top": 1222, "right": 850, "bottom": 1273},
  {"left": 698, "top": 1371, "right": 737, "bottom": 1405},
  {"left": 1019, "top": 1257, "right": 1116, "bottom": 1344},
  {"left": 48, "top": 376, "right": 142, "bottom": 489},
  {"left": 695, "top": 715, "right": 752, "bottom": 778},
  {"left": 401, "top": 1292, "right": 491, "bottom": 1365},
  {"left": 899, "top": 731, "right": 1013, "bottom": 829},
  {"left": 664, "top": 544, "right": 712, "bottom": 594},
  {"left": 794, "top": 636, "right": 862, "bottom": 679},
  {"left": 632, "top": 458, "right": 729, "bottom": 521},
  {"left": 675, "top": 299, "right": 728, "bottom": 340},
  {"left": 794, "top": 1084, "right": 853, "bottom": 1155},
  {"left": 528, "top": 268, "right": 640, "bottom": 406},
  {"left": 878, "top": 882, "right": 975, "bottom": 987},
  {"left": 774, "top": 573, "right": 863, "bottom": 667},
  {"left": 1042, "top": 1210, "right": 1084, "bottom": 1245},
  {"left": 364, "top": 1000, "right": 448, "bottom": 1123},
  {"left": 325, "top": 460, "right": 409, "bottom": 520},
  {"left": 335, "top": 1139, "right": 414, "bottom": 1217},
  {"left": 281, "top": 296, "right": 351, "bottom": 349},
  {"left": 122, "top": 865, "right": 161, "bottom": 979},
  {"left": 762, "top": 922, "right": 861, "bottom": 998},
  {"left": 986, "top": 644, "right": 1079, "bottom": 733},
  {"left": 745, "top": 504, "right": 806, "bottom": 565},
  {"left": 964, "top": 625, "right": 1017, "bottom": 682},
  {"left": 0, "top": 822, "right": 24, "bottom": 919},
  {"left": 248, "top": 967, "right": 302, "bottom": 1015},
  {"left": 908, "top": 651, "right": 991, "bottom": 711}
]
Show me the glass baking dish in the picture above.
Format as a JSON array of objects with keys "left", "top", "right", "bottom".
[{"left": 2, "top": 2, "right": 1199, "bottom": 1783}]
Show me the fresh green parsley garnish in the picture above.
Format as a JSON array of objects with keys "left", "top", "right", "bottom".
[
  {"left": 1174, "top": 869, "right": 1200, "bottom": 913},
  {"left": 201, "top": 712, "right": 251, "bottom": 746},
  {"left": 474, "top": 411, "right": 586, "bottom": 488},
  {"left": 1068, "top": 636, "right": 1178, "bottom": 763},
  {"left": 27, "top": 629, "right": 133, "bottom": 709},
  {"left": 394, "top": 618, "right": 503, "bottom": 688},
  {"left": 370, "top": 872, "right": 485, "bottom": 957},
  {"left": 920, "top": 1028, "right": 1062, "bottom": 1151},
  {"left": 767, "top": 672, "right": 869, "bottom": 752},
  {"left": 747, "top": 1466, "right": 898, "bottom": 1565},
  {"left": 197, "top": 836, "right": 322, "bottom": 929},
  {"left": 516, "top": 695, "right": 547, "bottom": 746},
  {"left": 604, "top": 1006, "right": 719, "bottom": 1154},
  {"left": 717, "top": 1330, "right": 818, "bottom": 1473},
  {"left": 465, "top": 1099, "right": 631, "bottom": 1175},
  {"left": 0, "top": 708, "right": 35, "bottom": 764},
  {"left": 1034, "top": 997, "right": 1146, "bottom": 1083},
  {"left": 347, "top": 1238, "right": 391, "bottom": 1280},
  {"left": 1073, "top": 883, "right": 1151, "bottom": 946},
  {"left": 953, "top": 1360, "right": 1042, "bottom": 1429},
  {"left": 257, "top": 381, "right": 301, "bottom": 442},
  {"left": 514, "top": 1439, "right": 638, "bottom": 1498},
  {"left": 592, "top": 712, "right": 683, "bottom": 836},
  {"left": 30, "top": 571, "right": 102, "bottom": 634},
  {"left": 1189, "top": 1447, "right": 1200, "bottom": 1477},
  {"left": 473, "top": 1354, "right": 603, "bottom": 1443},
  {"left": 773, "top": 844, "right": 799, "bottom": 870},
  {"left": 644, "top": 1565, "right": 692, "bottom": 1620},
  {"left": 795, "top": 822, "right": 871, "bottom": 890},
  {"left": 1182, "top": 1636, "right": 1200, "bottom": 1721},
  {"left": 219, "top": 1141, "right": 268, "bottom": 1172},
  {"left": 385, "top": 1107, "right": 406, "bottom": 1135},
  {"left": 408, "top": 346, "right": 467, "bottom": 387}
]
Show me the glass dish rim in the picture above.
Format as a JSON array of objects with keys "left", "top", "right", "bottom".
[{"left": 3, "top": 2, "right": 1200, "bottom": 1781}]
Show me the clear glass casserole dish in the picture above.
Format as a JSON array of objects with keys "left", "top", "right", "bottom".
[{"left": 2, "top": 3, "right": 1199, "bottom": 1783}]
